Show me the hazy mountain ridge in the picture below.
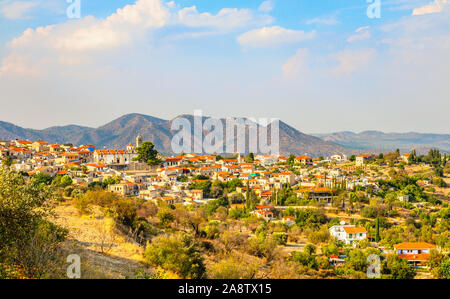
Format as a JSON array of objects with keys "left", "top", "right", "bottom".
[{"left": 315, "top": 131, "right": 450, "bottom": 153}]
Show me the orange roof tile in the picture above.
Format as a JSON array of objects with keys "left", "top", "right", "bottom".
[
  {"left": 394, "top": 242, "right": 436, "bottom": 250},
  {"left": 343, "top": 227, "right": 367, "bottom": 234}
]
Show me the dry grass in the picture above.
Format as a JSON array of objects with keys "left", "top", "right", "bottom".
[{"left": 51, "top": 203, "right": 152, "bottom": 279}]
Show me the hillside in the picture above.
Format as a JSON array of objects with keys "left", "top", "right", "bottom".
[{"left": 52, "top": 203, "right": 152, "bottom": 279}]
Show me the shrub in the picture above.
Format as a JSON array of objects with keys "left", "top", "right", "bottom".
[
  {"left": 0, "top": 167, "right": 67, "bottom": 278},
  {"left": 272, "top": 232, "right": 288, "bottom": 246},
  {"left": 144, "top": 233, "right": 205, "bottom": 279},
  {"left": 381, "top": 254, "right": 415, "bottom": 279}
]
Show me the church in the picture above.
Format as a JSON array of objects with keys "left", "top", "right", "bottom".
[{"left": 93, "top": 134, "right": 142, "bottom": 165}]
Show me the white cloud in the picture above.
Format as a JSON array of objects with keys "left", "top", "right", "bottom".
[
  {"left": 1, "top": 0, "right": 276, "bottom": 76},
  {"left": 238, "top": 26, "right": 316, "bottom": 48},
  {"left": 177, "top": 6, "right": 273, "bottom": 29},
  {"left": 9, "top": 0, "right": 170, "bottom": 52},
  {"left": 333, "top": 49, "right": 376, "bottom": 74},
  {"left": 282, "top": 48, "right": 308, "bottom": 77},
  {"left": 1, "top": 0, "right": 171, "bottom": 76},
  {"left": 306, "top": 16, "right": 339, "bottom": 26},
  {"left": 347, "top": 26, "right": 371, "bottom": 43},
  {"left": 258, "top": 1, "right": 274, "bottom": 13},
  {"left": 0, "top": 1, "right": 38, "bottom": 19},
  {"left": 412, "top": 0, "right": 449, "bottom": 15}
]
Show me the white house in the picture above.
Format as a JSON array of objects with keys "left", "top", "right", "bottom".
[
  {"left": 330, "top": 154, "right": 347, "bottom": 162},
  {"left": 329, "top": 223, "right": 367, "bottom": 245},
  {"left": 94, "top": 149, "right": 137, "bottom": 164},
  {"left": 252, "top": 205, "right": 274, "bottom": 222}
]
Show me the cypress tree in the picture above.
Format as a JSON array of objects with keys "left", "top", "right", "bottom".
[{"left": 375, "top": 217, "right": 381, "bottom": 242}]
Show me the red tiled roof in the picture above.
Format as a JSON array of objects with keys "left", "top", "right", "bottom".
[
  {"left": 394, "top": 242, "right": 436, "bottom": 250},
  {"left": 343, "top": 227, "right": 367, "bottom": 234}
]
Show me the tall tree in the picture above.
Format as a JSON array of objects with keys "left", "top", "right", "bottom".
[
  {"left": 134, "top": 141, "right": 160, "bottom": 166},
  {"left": 287, "top": 154, "right": 295, "bottom": 165},
  {"left": 375, "top": 217, "right": 381, "bottom": 242},
  {"left": 246, "top": 153, "right": 255, "bottom": 163}
]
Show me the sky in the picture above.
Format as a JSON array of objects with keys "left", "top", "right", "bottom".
[{"left": 0, "top": 0, "right": 449, "bottom": 134}]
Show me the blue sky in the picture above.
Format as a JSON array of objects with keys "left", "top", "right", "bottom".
[{"left": 0, "top": 0, "right": 449, "bottom": 134}]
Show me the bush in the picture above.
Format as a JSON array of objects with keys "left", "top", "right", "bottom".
[
  {"left": 438, "top": 259, "right": 450, "bottom": 279},
  {"left": 292, "top": 251, "right": 318, "bottom": 270},
  {"left": 307, "top": 226, "right": 330, "bottom": 244},
  {"left": 272, "top": 232, "right": 288, "bottom": 246},
  {"left": 0, "top": 167, "right": 67, "bottom": 278},
  {"left": 248, "top": 234, "right": 278, "bottom": 260},
  {"left": 156, "top": 210, "right": 174, "bottom": 228},
  {"left": 144, "top": 233, "right": 205, "bottom": 279},
  {"left": 433, "top": 177, "right": 447, "bottom": 188},
  {"left": 208, "top": 254, "right": 261, "bottom": 279},
  {"left": 381, "top": 255, "right": 415, "bottom": 279}
]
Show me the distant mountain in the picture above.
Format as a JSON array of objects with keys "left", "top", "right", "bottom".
[
  {"left": 0, "top": 113, "right": 358, "bottom": 156},
  {"left": 314, "top": 131, "right": 450, "bottom": 153}
]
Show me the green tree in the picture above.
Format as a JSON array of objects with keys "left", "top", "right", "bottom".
[
  {"left": 346, "top": 249, "right": 367, "bottom": 272},
  {"left": 134, "top": 141, "right": 160, "bottom": 166},
  {"left": 375, "top": 217, "right": 381, "bottom": 242},
  {"left": 0, "top": 167, "right": 67, "bottom": 278},
  {"left": 144, "top": 233, "right": 205, "bottom": 279},
  {"left": 438, "top": 259, "right": 450, "bottom": 279},
  {"left": 60, "top": 175, "right": 73, "bottom": 187},
  {"left": 272, "top": 232, "right": 288, "bottom": 246},
  {"left": 226, "top": 178, "right": 243, "bottom": 192},
  {"left": 287, "top": 154, "right": 296, "bottom": 165},
  {"left": 31, "top": 173, "right": 53, "bottom": 186},
  {"left": 408, "top": 150, "right": 417, "bottom": 164},
  {"left": 292, "top": 250, "right": 318, "bottom": 270},
  {"left": 1, "top": 157, "right": 13, "bottom": 168},
  {"left": 245, "top": 153, "right": 255, "bottom": 163},
  {"left": 382, "top": 255, "right": 415, "bottom": 279},
  {"left": 157, "top": 210, "right": 174, "bottom": 228}
]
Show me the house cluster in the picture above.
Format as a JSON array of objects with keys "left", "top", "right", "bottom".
[
  {"left": 1, "top": 136, "right": 384, "bottom": 217},
  {"left": 1, "top": 136, "right": 440, "bottom": 269},
  {"left": 328, "top": 222, "right": 439, "bottom": 268}
]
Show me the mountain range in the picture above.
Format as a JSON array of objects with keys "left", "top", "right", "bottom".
[
  {"left": 0, "top": 114, "right": 447, "bottom": 156},
  {"left": 314, "top": 131, "right": 450, "bottom": 154},
  {"left": 0, "top": 113, "right": 356, "bottom": 156}
]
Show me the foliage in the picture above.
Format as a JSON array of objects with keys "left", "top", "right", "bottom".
[
  {"left": 0, "top": 167, "right": 67, "bottom": 278},
  {"left": 208, "top": 254, "right": 261, "bottom": 279},
  {"left": 245, "top": 153, "right": 255, "bottom": 163},
  {"left": 156, "top": 210, "right": 174, "bottom": 228},
  {"left": 134, "top": 141, "right": 160, "bottom": 166},
  {"left": 272, "top": 232, "right": 288, "bottom": 246},
  {"left": 144, "top": 233, "right": 205, "bottom": 279},
  {"left": 381, "top": 254, "right": 415, "bottom": 279},
  {"left": 307, "top": 226, "right": 330, "bottom": 244}
]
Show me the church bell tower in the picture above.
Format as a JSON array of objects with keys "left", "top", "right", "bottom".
[{"left": 136, "top": 133, "right": 143, "bottom": 148}]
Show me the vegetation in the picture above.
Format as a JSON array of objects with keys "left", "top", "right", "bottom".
[
  {"left": 134, "top": 141, "right": 161, "bottom": 166},
  {"left": 0, "top": 167, "right": 67, "bottom": 278}
]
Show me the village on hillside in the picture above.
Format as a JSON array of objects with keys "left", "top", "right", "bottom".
[{"left": 0, "top": 134, "right": 449, "bottom": 279}]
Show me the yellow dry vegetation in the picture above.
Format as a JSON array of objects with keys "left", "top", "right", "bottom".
[{"left": 51, "top": 203, "right": 152, "bottom": 279}]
